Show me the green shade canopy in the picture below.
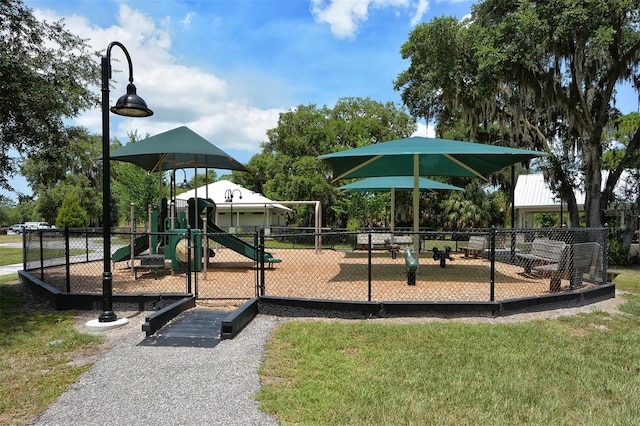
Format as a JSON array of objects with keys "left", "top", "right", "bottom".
[
  {"left": 108, "top": 126, "right": 250, "bottom": 173},
  {"left": 319, "top": 136, "right": 545, "bottom": 255},
  {"left": 337, "top": 176, "right": 463, "bottom": 192},
  {"left": 317, "top": 136, "right": 544, "bottom": 181}
]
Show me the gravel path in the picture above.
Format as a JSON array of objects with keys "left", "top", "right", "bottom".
[{"left": 33, "top": 312, "right": 280, "bottom": 426}]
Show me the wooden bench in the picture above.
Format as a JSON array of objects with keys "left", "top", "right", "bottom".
[
  {"left": 356, "top": 233, "right": 412, "bottom": 249},
  {"left": 459, "top": 236, "right": 487, "bottom": 258},
  {"left": 357, "top": 233, "right": 390, "bottom": 249},
  {"left": 533, "top": 242, "right": 601, "bottom": 292},
  {"left": 392, "top": 235, "right": 413, "bottom": 245},
  {"left": 516, "top": 239, "right": 566, "bottom": 274}
]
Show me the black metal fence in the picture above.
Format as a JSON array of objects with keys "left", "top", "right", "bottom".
[{"left": 22, "top": 226, "right": 610, "bottom": 304}]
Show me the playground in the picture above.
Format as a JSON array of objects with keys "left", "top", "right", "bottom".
[
  {"left": 18, "top": 128, "right": 614, "bottom": 319},
  {"left": 39, "top": 239, "right": 603, "bottom": 305}
]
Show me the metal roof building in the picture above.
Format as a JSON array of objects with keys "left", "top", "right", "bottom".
[
  {"left": 514, "top": 172, "right": 635, "bottom": 228},
  {"left": 514, "top": 174, "right": 582, "bottom": 227}
]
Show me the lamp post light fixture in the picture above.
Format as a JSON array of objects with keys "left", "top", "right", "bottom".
[
  {"left": 224, "top": 188, "right": 242, "bottom": 228},
  {"left": 93, "top": 41, "right": 153, "bottom": 328},
  {"left": 178, "top": 169, "right": 191, "bottom": 189}
]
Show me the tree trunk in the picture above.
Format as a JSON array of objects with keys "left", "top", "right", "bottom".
[
  {"left": 620, "top": 194, "right": 640, "bottom": 251},
  {"left": 565, "top": 194, "right": 581, "bottom": 228},
  {"left": 583, "top": 137, "right": 603, "bottom": 228}
]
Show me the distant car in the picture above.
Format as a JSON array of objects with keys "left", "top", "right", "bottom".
[
  {"left": 11, "top": 224, "right": 25, "bottom": 234},
  {"left": 24, "top": 222, "right": 52, "bottom": 231}
]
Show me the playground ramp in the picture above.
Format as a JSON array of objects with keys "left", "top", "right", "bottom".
[{"left": 206, "top": 219, "right": 282, "bottom": 267}]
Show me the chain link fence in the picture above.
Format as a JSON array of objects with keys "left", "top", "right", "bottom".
[
  {"left": 23, "top": 226, "right": 609, "bottom": 305},
  {"left": 259, "top": 227, "right": 609, "bottom": 302}
]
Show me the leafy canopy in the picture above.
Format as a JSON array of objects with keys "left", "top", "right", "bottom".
[
  {"left": 395, "top": 0, "right": 640, "bottom": 228},
  {"left": 234, "top": 97, "right": 418, "bottom": 228},
  {"left": 0, "top": 0, "right": 99, "bottom": 193}
]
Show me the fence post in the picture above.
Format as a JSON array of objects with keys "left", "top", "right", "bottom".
[
  {"left": 259, "top": 228, "right": 266, "bottom": 297},
  {"left": 490, "top": 226, "right": 496, "bottom": 302},
  {"left": 254, "top": 231, "right": 259, "bottom": 297},
  {"left": 65, "top": 226, "right": 71, "bottom": 293},
  {"left": 193, "top": 231, "right": 199, "bottom": 299},
  {"left": 186, "top": 226, "right": 192, "bottom": 294},
  {"left": 22, "top": 230, "right": 27, "bottom": 271},
  {"left": 510, "top": 227, "right": 516, "bottom": 263},
  {"left": 39, "top": 230, "right": 44, "bottom": 281},
  {"left": 368, "top": 233, "right": 372, "bottom": 301}
]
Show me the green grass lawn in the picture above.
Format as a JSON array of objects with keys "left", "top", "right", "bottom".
[
  {"left": 257, "top": 269, "right": 640, "bottom": 425},
  {"left": 0, "top": 234, "right": 89, "bottom": 266},
  {"left": 610, "top": 266, "right": 640, "bottom": 293},
  {"left": 0, "top": 279, "right": 104, "bottom": 425},
  {"left": 0, "top": 247, "right": 88, "bottom": 266},
  {"left": 0, "top": 234, "right": 23, "bottom": 244},
  {"left": 0, "top": 247, "right": 22, "bottom": 265}
]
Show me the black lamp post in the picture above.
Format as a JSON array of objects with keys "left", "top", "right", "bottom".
[
  {"left": 99, "top": 41, "right": 153, "bottom": 323},
  {"left": 224, "top": 188, "right": 242, "bottom": 228}
]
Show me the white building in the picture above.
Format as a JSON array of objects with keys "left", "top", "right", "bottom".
[
  {"left": 176, "top": 181, "right": 291, "bottom": 232},
  {"left": 514, "top": 173, "right": 636, "bottom": 228}
]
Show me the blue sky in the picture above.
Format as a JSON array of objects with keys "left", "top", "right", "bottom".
[
  {"left": 4, "top": 0, "right": 475, "bottom": 201},
  {"left": 4, "top": 0, "right": 639, "bottom": 202}
]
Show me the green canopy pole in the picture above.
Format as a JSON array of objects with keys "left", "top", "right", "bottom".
[
  {"left": 390, "top": 187, "right": 395, "bottom": 243},
  {"left": 413, "top": 154, "right": 420, "bottom": 258}
]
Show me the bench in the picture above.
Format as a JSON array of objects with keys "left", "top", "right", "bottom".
[
  {"left": 459, "top": 236, "right": 487, "bottom": 258},
  {"left": 516, "top": 239, "right": 566, "bottom": 274},
  {"left": 134, "top": 254, "right": 166, "bottom": 279},
  {"left": 392, "top": 235, "right": 413, "bottom": 245},
  {"left": 356, "top": 233, "right": 413, "bottom": 249},
  {"left": 533, "top": 242, "right": 601, "bottom": 292}
]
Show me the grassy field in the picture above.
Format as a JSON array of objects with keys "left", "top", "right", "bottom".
[
  {"left": 257, "top": 268, "right": 640, "bottom": 425},
  {"left": 0, "top": 278, "right": 104, "bottom": 425},
  {"left": 0, "top": 234, "right": 89, "bottom": 266},
  {"left": 0, "top": 234, "right": 22, "bottom": 243},
  {"left": 0, "top": 247, "right": 87, "bottom": 266}
]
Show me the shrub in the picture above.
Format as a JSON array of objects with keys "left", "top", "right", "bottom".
[
  {"left": 55, "top": 193, "right": 88, "bottom": 228},
  {"left": 608, "top": 238, "right": 640, "bottom": 266}
]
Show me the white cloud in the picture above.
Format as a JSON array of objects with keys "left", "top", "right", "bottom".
[
  {"left": 181, "top": 12, "right": 196, "bottom": 28},
  {"left": 412, "top": 121, "right": 436, "bottom": 138},
  {"left": 311, "top": 0, "right": 411, "bottom": 39},
  {"left": 32, "top": 4, "right": 282, "bottom": 158},
  {"left": 410, "top": 0, "right": 429, "bottom": 26}
]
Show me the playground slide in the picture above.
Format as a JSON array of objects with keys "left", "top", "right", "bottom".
[
  {"left": 206, "top": 217, "right": 281, "bottom": 266},
  {"left": 112, "top": 235, "right": 149, "bottom": 263}
]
